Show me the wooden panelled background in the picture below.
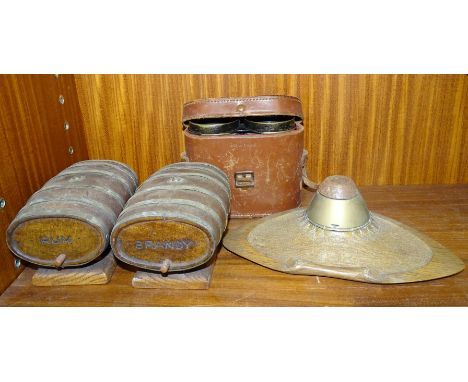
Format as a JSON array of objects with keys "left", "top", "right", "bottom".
[
  {"left": 0, "top": 75, "right": 88, "bottom": 293},
  {"left": 75, "top": 74, "right": 467, "bottom": 184}
]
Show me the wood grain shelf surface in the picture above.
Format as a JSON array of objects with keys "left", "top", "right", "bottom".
[{"left": 1, "top": 185, "right": 467, "bottom": 307}]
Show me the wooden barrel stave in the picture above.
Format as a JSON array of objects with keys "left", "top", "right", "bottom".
[
  {"left": 41, "top": 179, "right": 127, "bottom": 208},
  {"left": 27, "top": 187, "right": 121, "bottom": 221},
  {"left": 130, "top": 183, "right": 230, "bottom": 217},
  {"left": 147, "top": 167, "right": 228, "bottom": 189},
  {"left": 157, "top": 162, "right": 229, "bottom": 188},
  {"left": 69, "top": 159, "right": 138, "bottom": 184},
  {"left": 129, "top": 176, "right": 229, "bottom": 215},
  {"left": 144, "top": 172, "right": 230, "bottom": 200},
  {"left": 127, "top": 189, "right": 227, "bottom": 229},
  {"left": 50, "top": 169, "right": 134, "bottom": 196},
  {"left": 68, "top": 161, "right": 138, "bottom": 189}
]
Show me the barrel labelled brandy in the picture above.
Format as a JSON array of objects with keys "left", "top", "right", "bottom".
[
  {"left": 6, "top": 160, "right": 138, "bottom": 268},
  {"left": 111, "top": 162, "right": 230, "bottom": 273}
]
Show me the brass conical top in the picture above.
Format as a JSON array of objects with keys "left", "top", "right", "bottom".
[{"left": 306, "top": 175, "right": 370, "bottom": 231}]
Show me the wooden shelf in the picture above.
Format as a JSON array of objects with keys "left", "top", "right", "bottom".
[{"left": 1, "top": 185, "right": 467, "bottom": 306}]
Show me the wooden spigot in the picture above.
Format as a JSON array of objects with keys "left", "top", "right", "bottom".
[
  {"left": 54, "top": 253, "right": 66, "bottom": 268},
  {"left": 160, "top": 259, "right": 171, "bottom": 274}
]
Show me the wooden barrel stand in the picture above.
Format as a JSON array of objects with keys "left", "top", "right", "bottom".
[
  {"left": 131, "top": 252, "right": 218, "bottom": 289},
  {"left": 31, "top": 249, "right": 116, "bottom": 287}
]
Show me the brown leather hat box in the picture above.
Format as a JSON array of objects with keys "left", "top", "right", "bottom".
[{"left": 182, "top": 95, "right": 306, "bottom": 218}]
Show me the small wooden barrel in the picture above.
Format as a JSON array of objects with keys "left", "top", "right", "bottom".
[
  {"left": 111, "top": 162, "right": 230, "bottom": 273},
  {"left": 6, "top": 160, "right": 138, "bottom": 268}
]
